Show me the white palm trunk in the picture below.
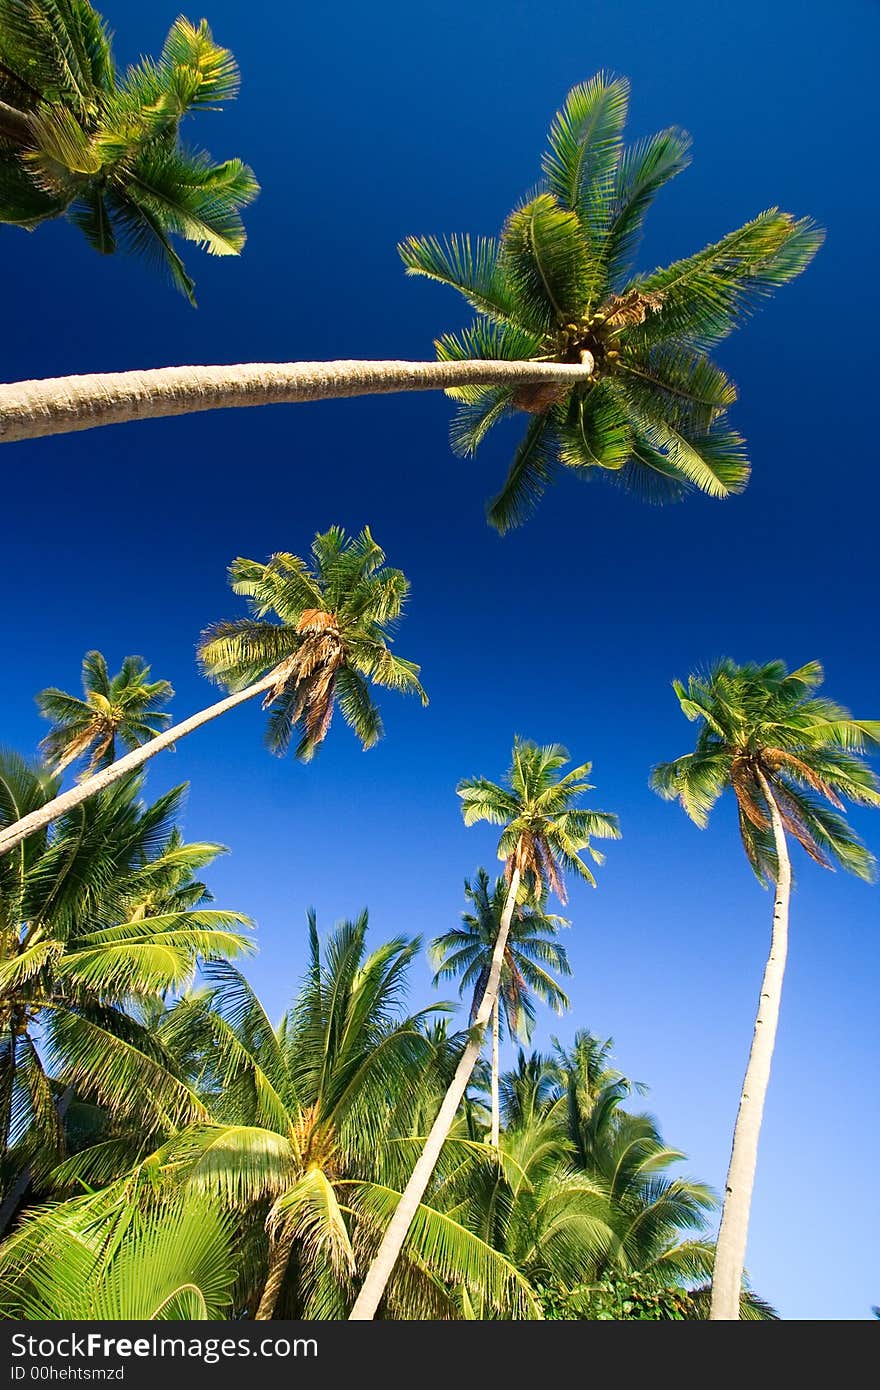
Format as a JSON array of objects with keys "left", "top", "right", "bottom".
[
  {"left": 348, "top": 867, "right": 522, "bottom": 1320},
  {"left": 0, "top": 359, "right": 594, "bottom": 444},
  {"left": 0, "top": 672, "right": 280, "bottom": 857},
  {"left": 709, "top": 773, "right": 791, "bottom": 1320},
  {"left": 490, "top": 997, "right": 501, "bottom": 1149}
]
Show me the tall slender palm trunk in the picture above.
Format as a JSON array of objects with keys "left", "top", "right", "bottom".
[
  {"left": 0, "top": 672, "right": 280, "bottom": 858},
  {"left": 254, "top": 1235, "right": 293, "bottom": 1320},
  {"left": 348, "top": 867, "right": 522, "bottom": 1320},
  {"left": 709, "top": 773, "right": 791, "bottom": 1320},
  {"left": 0, "top": 359, "right": 593, "bottom": 445},
  {"left": 490, "top": 998, "right": 501, "bottom": 1149}
]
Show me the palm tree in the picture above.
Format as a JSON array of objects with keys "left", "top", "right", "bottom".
[
  {"left": 430, "top": 867, "right": 571, "bottom": 1147},
  {"left": 401, "top": 73, "right": 822, "bottom": 530},
  {"left": 0, "top": 1182, "right": 239, "bottom": 1319},
  {"left": 452, "top": 1037, "right": 722, "bottom": 1321},
  {"left": 651, "top": 658, "right": 880, "bottom": 1319},
  {"left": 554, "top": 1043, "right": 713, "bottom": 1287},
  {"left": 0, "top": 527, "right": 427, "bottom": 857},
  {"left": 459, "top": 1106, "right": 614, "bottom": 1313},
  {"left": 496, "top": 1039, "right": 775, "bottom": 1319},
  {"left": 93, "top": 914, "right": 537, "bottom": 1320},
  {"left": 0, "top": 73, "right": 817, "bottom": 444},
  {"left": 497, "top": 1048, "right": 561, "bottom": 1132},
  {"left": 0, "top": 749, "right": 251, "bottom": 1228},
  {"left": 36, "top": 650, "right": 173, "bottom": 777},
  {"left": 0, "top": 1, "right": 258, "bottom": 304},
  {"left": 349, "top": 737, "right": 620, "bottom": 1318}
]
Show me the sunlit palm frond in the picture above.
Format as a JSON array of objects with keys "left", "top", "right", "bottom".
[{"left": 400, "top": 74, "right": 819, "bottom": 529}]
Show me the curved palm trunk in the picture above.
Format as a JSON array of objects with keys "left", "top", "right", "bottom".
[
  {"left": 254, "top": 1235, "right": 294, "bottom": 1320},
  {"left": 0, "top": 99, "right": 31, "bottom": 144},
  {"left": 348, "top": 867, "right": 522, "bottom": 1320},
  {"left": 0, "top": 359, "right": 593, "bottom": 445},
  {"left": 709, "top": 773, "right": 791, "bottom": 1320},
  {"left": 0, "top": 672, "right": 280, "bottom": 858},
  {"left": 490, "top": 998, "right": 500, "bottom": 1149}
]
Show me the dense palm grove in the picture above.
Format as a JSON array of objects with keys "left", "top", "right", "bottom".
[
  {"left": 1, "top": 561, "right": 876, "bottom": 1320},
  {"left": 1, "top": 2, "right": 878, "bottom": 1324},
  {"left": 0, "top": 777, "right": 772, "bottom": 1318}
]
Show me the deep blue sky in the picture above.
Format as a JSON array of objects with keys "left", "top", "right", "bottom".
[{"left": 3, "top": 0, "right": 877, "bottom": 1320}]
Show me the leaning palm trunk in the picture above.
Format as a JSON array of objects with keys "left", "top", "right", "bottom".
[
  {"left": 709, "top": 773, "right": 791, "bottom": 1320},
  {"left": 0, "top": 98, "right": 32, "bottom": 144},
  {"left": 348, "top": 867, "right": 522, "bottom": 1320},
  {"left": 0, "top": 359, "right": 593, "bottom": 445},
  {"left": 490, "top": 998, "right": 501, "bottom": 1149},
  {"left": 0, "top": 672, "right": 280, "bottom": 858},
  {"left": 254, "top": 1235, "right": 294, "bottom": 1320}
]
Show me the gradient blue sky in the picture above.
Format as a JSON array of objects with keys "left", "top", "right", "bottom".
[{"left": 3, "top": 0, "right": 878, "bottom": 1320}]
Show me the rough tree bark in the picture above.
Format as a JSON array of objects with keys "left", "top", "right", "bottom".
[
  {"left": 254, "top": 1235, "right": 294, "bottom": 1321},
  {"left": 0, "top": 358, "right": 594, "bottom": 445}
]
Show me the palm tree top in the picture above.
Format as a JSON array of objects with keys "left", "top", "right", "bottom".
[
  {"left": 651, "top": 658, "right": 880, "bottom": 883},
  {"left": 401, "top": 71, "right": 822, "bottom": 531},
  {"left": 457, "top": 737, "right": 621, "bottom": 902},
  {"left": 0, "top": 750, "right": 252, "bottom": 1180},
  {"left": 429, "top": 866, "right": 571, "bottom": 1036},
  {"left": 36, "top": 650, "right": 173, "bottom": 777},
  {"left": 197, "top": 526, "right": 428, "bottom": 762},
  {"left": 0, "top": 2, "right": 258, "bottom": 303}
]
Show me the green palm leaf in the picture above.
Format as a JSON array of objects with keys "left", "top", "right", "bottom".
[
  {"left": 343, "top": 1179, "right": 542, "bottom": 1319},
  {"left": 500, "top": 193, "right": 592, "bottom": 331},
  {"left": 0, "top": 1190, "right": 238, "bottom": 1320},
  {"left": 0, "top": 3, "right": 257, "bottom": 300},
  {"left": 400, "top": 74, "right": 820, "bottom": 528}
]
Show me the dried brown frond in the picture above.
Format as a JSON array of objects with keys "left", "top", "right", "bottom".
[
  {"left": 292, "top": 634, "right": 342, "bottom": 682},
  {"left": 731, "top": 757, "right": 769, "bottom": 829},
  {"left": 599, "top": 289, "right": 664, "bottom": 331},
  {"left": 507, "top": 832, "right": 565, "bottom": 902},
  {"left": 511, "top": 382, "right": 570, "bottom": 414},
  {"left": 50, "top": 725, "right": 100, "bottom": 773},
  {"left": 304, "top": 670, "right": 337, "bottom": 746},
  {"left": 261, "top": 653, "right": 299, "bottom": 707},
  {"left": 772, "top": 783, "right": 834, "bottom": 869},
  {"left": 261, "top": 618, "right": 345, "bottom": 750},
  {"left": 538, "top": 840, "right": 566, "bottom": 904},
  {"left": 764, "top": 748, "right": 845, "bottom": 810},
  {"left": 297, "top": 609, "right": 337, "bottom": 635}
]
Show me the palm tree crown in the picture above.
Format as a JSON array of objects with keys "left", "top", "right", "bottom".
[
  {"left": 0, "top": 2, "right": 258, "bottom": 302},
  {"left": 457, "top": 737, "right": 621, "bottom": 902},
  {"left": 0, "top": 750, "right": 251, "bottom": 1198},
  {"left": 198, "top": 526, "right": 428, "bottom": 761},
  {"left": 651, "top": 659, "right": 880, "bottom": 882},
  {"left": 133, "top": 914, "right": 535, "bottom": 1319},
  {"left": 36, "top": 651, "right": 173, "bottom": 778},
  {"left": 430, "top": 868, "right": 571, "bottom": 1039},
  {"left": 401, "top": 72, "right": 822, "bottom": 530}
]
